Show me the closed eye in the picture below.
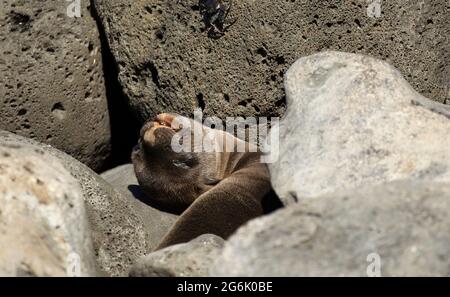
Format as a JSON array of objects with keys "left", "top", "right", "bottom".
[{"left": 172, "top": 159, "right": 191, "bottom": 170}]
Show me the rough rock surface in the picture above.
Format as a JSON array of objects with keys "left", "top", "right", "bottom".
[
  {"left": 130, "top": 234, "right": 224, "bottom": 277},
  {"left": 268, "top": 51, "right": 450, "bottom": 205},
  {"left": 93, "top": 0, "right": 449, "bottom": 122},
  {"left": 0, "top": 131, "right": 151, "bottom": 276},
  {"left": 210, "top": 181, "right": 450, "bottom": 277},
  {"left": 101, "top": 164, "right": 178, "bottom": 251},
  {"left": 0, "top": 137, "right": 97, "bottom": 276},
  {"left": 0, "top": 0, "right": 111, "bottom": 171}
]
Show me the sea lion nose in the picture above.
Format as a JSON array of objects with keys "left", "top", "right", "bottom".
[{"left": 140, "top": 121, "right": 154, "bottom": 138}]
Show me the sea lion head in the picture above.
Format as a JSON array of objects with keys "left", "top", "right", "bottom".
[{"left": 131, "top": 113, "right": 215, "bottom": 213}]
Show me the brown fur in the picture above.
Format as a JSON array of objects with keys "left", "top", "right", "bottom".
[{"left": 131, "top": 113, "right": 277, "bottom": 250}]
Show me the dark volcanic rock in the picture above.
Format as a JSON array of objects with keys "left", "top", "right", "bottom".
[
  {"left": 0, "top": 0, "right": 111, "bottom": 170},
  {"left": 93, "top": 0, "right": 449, "bottom": 123}
]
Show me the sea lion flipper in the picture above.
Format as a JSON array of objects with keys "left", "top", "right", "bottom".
[
  {"left": 154, "top": 167, "right": 269, "bottom": 250},
  {"left": 154, "top": 191, "right": 259, "bottom": 250}
]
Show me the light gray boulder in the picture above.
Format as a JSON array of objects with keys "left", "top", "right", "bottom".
[
  {"left": 210, "top": 181, "right": 450, "bottom": 277},
  {"left": 130, "top": 234, "right": 225, "bottom": 277},
  {"left": 268, "top": 51, "right": 450, "bottom": 205},
  {"left": 0, "top": 131, "right": 151, "bottom": 276},
  {"left": 0, "top": 136, "right": 97, "bottom": 276}
]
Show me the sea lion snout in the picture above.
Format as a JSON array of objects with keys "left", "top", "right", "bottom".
[
  {"left": 139, "top": 113, "right": 188, "bottom": 149},
  {"left": 140, "top": 120, "right": 174, "bottom": 148},
  {"left": 154, "top": 113, "right": 185, "bottom": 132}
]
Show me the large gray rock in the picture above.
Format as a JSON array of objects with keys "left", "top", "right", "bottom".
[
  {"left": 0, "top": 137, "right": 97, "bottom": 276},
  {"left": 101, "top": 164, "right": 178, "bottom": 251},
  {"left": 0, "top": 0, "right": 111, "bottom": 171},
  {"left": 93, "top": 0, "right": 449, "bottom": 123},
  {"left": 268, "top": 51, "right": 450, "bottom": 205},
  {"left": 130, "top": 234, "right": 224, "bottom": 277},
  {"left": 210, "top": 181, "right": 450, "bottom": 277},
  {"left": 0, "top": 131, "right": 152, "bottom": 276}
]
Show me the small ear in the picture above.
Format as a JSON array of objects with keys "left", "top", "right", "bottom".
[{"left": 203, "top": 176, "right": 222, "bottom": 185}]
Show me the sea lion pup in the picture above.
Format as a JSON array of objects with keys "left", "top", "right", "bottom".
[{"left": 131, "top": 113, "right": 279, "bottom": 250}]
